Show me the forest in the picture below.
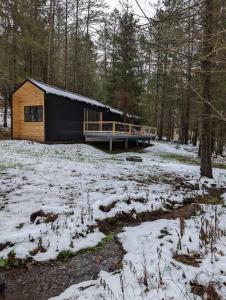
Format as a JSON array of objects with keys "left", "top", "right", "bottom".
[{"left": 0, "top": 0, "right": 226, "bottom": 178}]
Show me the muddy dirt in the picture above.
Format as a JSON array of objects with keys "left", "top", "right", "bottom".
[
  {"left": 0, "top": 237, "right": 124, "bottom": 300},
  {"left": 96, "top": 203, "right": 201, "bottom": 234}
]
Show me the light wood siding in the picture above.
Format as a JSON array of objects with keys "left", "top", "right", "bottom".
[{"left": 12, "top": 81, "right": 45, "bottom": 142}]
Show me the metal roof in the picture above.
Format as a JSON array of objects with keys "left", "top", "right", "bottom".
[{"left": 29, "top": 79, "right": 129, "bottom": 117}]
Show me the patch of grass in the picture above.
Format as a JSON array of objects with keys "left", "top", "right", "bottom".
[
  {"left": 57, "top": 235, "right": 114, "bottom": 262},
  {"left": 0, "top": 162, "right": 23, "bottom": 172},
  {"left": 51, "top": 151, "right": 87, "bottom": 162},
  {"left": 212, "top": 162, "right": 226, "bottom": 170},
  {"left": 0, "top": 250, "right": 17, "bottom": 269},
  {"left": 76, "top": 234, "right": 114, "bottom": 255},
  {"left": 0, "top": 258, "right": 9, "bottom": 268},
  {"left": 57, "top": 250, "right": 75, "bottom": 262},
  {"left": 161, "top": 153, "right": 198, "bottom": 165},
  {"left": 162, "top": 153, "right": 226, "bottom": 170}
]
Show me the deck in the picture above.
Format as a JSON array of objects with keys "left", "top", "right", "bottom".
[{"left": 83, "top": 121, "right": 157, "bottom": 150}]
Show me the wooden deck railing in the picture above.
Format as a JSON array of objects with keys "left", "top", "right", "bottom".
[{"left": 83, "top": 121, "right": 157, "bottom": 137}]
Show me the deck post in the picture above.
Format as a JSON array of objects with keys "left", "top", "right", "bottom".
[
  {"left": 113, "top": 122, "right": 116, "bottom": 135},
  {"left": 109, "top": 137, "right": 113, "bottom": 151},
  {"left": 99, "top": 112, "right": 103, "bottom": 132},
  {"left": 136, "top": 140, "right": 139, "bottom": 148},
  {"left": 125, "top": 138, "right": 128, "bottom": 150}
]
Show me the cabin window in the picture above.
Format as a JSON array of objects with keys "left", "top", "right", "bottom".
[
  {"left": 84, "top": 109, "right": 100, "bottom": 122},
  {"left": 24, "top": 106, "right": 43, "bottom": 122}
]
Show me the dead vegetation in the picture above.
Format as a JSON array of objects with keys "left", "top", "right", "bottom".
[
  {"left": 29, "top": 237, "right": 47, "bottom": 256},
  {"left": 99, "top": 197, "right": 148, "bottom": 213},
  {"left": 0, "top": 127, "right": 10, "bottom": 140},
  {"left": 99, "top": 201, "right": 117, "bottom": 213},
  {"left": 184, "top": 188, "right": 226, "bottom": 206},
  {"left": 30, "top": 210, "right": 58, "bottom": 224},
  {"left": 190, "top": 281, "right": 222, "bottom": 300},
  {"left": 157, "top": 228, "right": 172, "bottom": 239},
  {"left": 173, "top": 253, "right": 202, "bottom": 267}
]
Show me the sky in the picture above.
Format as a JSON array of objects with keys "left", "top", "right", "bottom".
[{"left": 106, "top": 0, "right": 159, "bottom": 17}]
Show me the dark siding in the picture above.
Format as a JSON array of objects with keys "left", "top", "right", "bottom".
[
  {"left": 45, "top": 95, "right": 84, "bottom": 142},
  {"left": 45, "top": 94, "right": 104, "bottom": 142}
]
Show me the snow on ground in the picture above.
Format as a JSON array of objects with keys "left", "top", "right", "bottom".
[
  {"left": 147, "top": 140, "right": 198, "bottom": 157},
  {"left": 51, "top": 205, "right": 226, "bottom": 300},
  {"left": 0, "top": 140, "right": 226, "bottom": 263},
  {"left": 1, "top": 140, "right": 226, "bottom": 298}
]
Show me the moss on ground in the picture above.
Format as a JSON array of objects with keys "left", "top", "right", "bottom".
[{"left": 57, "top": 234, "right": 114, "bottom": 262}]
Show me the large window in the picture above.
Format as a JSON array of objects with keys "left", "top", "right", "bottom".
[
  {"left": 84, "top": 109, "right": 100, "bottom": 122},
  {"left": 24, "top": 106, "right": 43, "bottom": 122}
]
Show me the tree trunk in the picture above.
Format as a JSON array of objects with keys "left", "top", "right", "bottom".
[
  {"left": 180, "top": 0, "right": 194, "bottom": 145},
  {"left": 11, "top": 4, "right": 17, "bottom": 88},
  {"left": 73, "top": 0, "right": 80, "bottom": 91},
  {"left": 3, "top": 97, "right": 8, "bottom": 128},
  {"left": 216, "top": 121, "right": 224, "bottom": 156},
  {"left": 47, "top": 0, "right": 55, "bottom": 84},
  {"left": 64, "top": 0, "right": 68, "bottom": 89},
  {"left": 82, "top": 0, "right": 91, "bottom": 94},
  {"left": 192, "top": 120, "right": 199, "bottom": 147},
  {"left": 200, "top": 0, "right": 214, "bottom": 178},
  {"left": 158, "top": 51, "right": 167, "bottom": 141}
]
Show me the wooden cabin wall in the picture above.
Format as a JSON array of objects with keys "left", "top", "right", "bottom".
[{"left": 12, "top": 82, "right": 45, "bottom": 142}]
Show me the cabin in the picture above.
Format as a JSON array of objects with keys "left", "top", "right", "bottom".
[{"left": 11, "top": 79, "right": 157, "bottom": 150}]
